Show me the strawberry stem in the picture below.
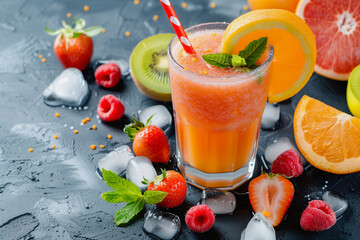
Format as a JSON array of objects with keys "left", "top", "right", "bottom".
[{"left": 123, "top": 115, "right": 155, "bottom": 141}]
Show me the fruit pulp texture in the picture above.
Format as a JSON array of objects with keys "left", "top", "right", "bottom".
[{"left": 170, "top": 30, "right": 270, "bottom": 174}]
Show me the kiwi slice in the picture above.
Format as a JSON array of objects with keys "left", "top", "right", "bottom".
[{"left": 130, "top": 33, "right": 175, "bottom": 102}]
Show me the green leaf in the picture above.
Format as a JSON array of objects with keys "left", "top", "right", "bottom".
[
  {"left": 238, "top": 37, "right": 268, "bottom": 67},
  {"left": 82, "top": 26, "right": 104, "bottom": 37},
  {"left": 143, "top": 191, "right": 168, "bottom": 205},
  {"left": 45, "top": 26, "right": 61, "bottom": 36},
  {"left": 114, "top": 198, "right": 145, "bottom": 225},
  {"left": 202, "top": 53, "right": 232, "bottom": 68},
  {"left": 101, "top": 191, "right": 142, "bottom": 203},
  {"left": 73, "top": 17, "right": 86, "bottom": 31},
  {"left": 102, "top": 169, "right": 142, "bottom": 197},
  {"left": 231, "top": 55, "right": 246, "bottom": 67},
  {"left": 72, "top": 32, "right": 82, "bottom": 38},
  {"left": 123, "top": 116, "right": 146, "bottom": 141}
]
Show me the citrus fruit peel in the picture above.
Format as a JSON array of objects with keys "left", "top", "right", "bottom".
[
  {"left": 221, "top": 9, "right": 316, "bottom": 103},
  {"left": 294, "top": 95, "right": 360, "bottom": 174},
  {"left": 347, "top": 64, "right": 360, "bottom": 117}
]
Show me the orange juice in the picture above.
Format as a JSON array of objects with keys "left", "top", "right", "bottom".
[{"left": 168, "top": 23, "right": 273, "bottom": 189}]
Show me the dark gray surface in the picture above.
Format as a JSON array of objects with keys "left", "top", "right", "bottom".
[{"left": 0, "top": 0, "right": 358, "bottom": 239}]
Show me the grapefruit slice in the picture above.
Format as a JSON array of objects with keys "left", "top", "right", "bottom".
[
  {"left": 296, "top": 0, "right": 360, "bottom": 81},
  {"left": 294, "top": 95, "right": 360, "bottom": 174},
  {"left": 221, "top": 9, "right": 316, "bottom": 103}
]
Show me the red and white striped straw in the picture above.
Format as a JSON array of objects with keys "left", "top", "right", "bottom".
[{"left": 159, "top": 0, "right": 196, "bottom": 54}]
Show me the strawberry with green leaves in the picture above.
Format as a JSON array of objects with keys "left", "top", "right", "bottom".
[
  {"left": 124, "top": 116, "right": 170, "bottom": 163},
  {"left": 45, "top": 17, "right": 103, "bottom": 71},
  {"left": 146, "top": 169, "right": 187, "bottom": 208},
  {"left": 101, "top": 169, "right": 168, "bottom": 225}
]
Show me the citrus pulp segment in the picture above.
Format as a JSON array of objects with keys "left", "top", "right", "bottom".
[
  {"left": 294, "top": 95, "right": 360, "bottom": 174},
  {"left": 221, "top": 9, "right": 316, "bottom": 103},
  {"left": 296, "top": 0, "right": 360, "bottom": 80}
]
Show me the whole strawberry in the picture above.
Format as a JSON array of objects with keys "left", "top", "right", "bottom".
[
  {"left": 124, "top": 116, "right": 170, "bottom": 163},
  {"left": 146, "top": 169, "right": 187, "bottom": 208},
  {"left": 45, "top": 17, "right": 104, "bottom": 71}
]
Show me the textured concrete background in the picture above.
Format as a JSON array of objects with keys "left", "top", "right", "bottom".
[{"left": 0, "top": 0, "right": 358, "bottom": 239}]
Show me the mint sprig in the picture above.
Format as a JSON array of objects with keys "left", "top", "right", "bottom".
[
  {"left": 101, "top": 169, "right": 168, "bottom": 226},
  {"left": 202, "top": 37, "right": 268, "bottom": 70},
  {"left": 238, "top": 37, "right": 267, "bottom": 66}
]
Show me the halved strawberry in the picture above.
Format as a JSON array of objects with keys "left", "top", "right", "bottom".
[{"left": 248, "top": 173, "right": 294, "bottom": 226}]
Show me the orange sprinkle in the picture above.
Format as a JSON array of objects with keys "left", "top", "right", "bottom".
[
  {"left": 100, "top": 144, "right": 106, "bottom": 149},
  {"left": 125, "top": 31, "right": 131, "bottom": 37},
  {"left": 92, "top": 125, "right": 97, "bottom": 130},
  {"left": 182, "top": 2, "right": 187, "bottom": 8},
  {"left": 66, "top": 12, "right": 72, "bottom": 18},
  {"left": 243, "top": 5, "right": 249, "bottom": 10},
  {"left": 38, "top": 54, "right": 43, "bottom": 59},
  {"left": 84, "top": 5, "right": 90, "bottom": 12},
  {"left": 41, "top": 58, "right": 46, "bottom": 63},
  {"left": 81, "top": 119, "right": 87, "bottom": 124},
  {"left": 102, "top": 28, "right": 106, "bottom": 33},
  {"left": 200, "top": 70, "right": 208, "bottom": 75},
  {"left": 153, "top": 15, "right": 159, "bottom": 21},
  {"left": 205, "top": 48, "right": 212, "bottom": 53},
  {"left": 134, "top": 0, "right": 139, "bottom": 5},
  {"left": 74, "top": 130, "right": 79, "bottom": 134},
  {"left": 212, "top": 33, "right": 217, "bottom": 36},
  {"left": 210, "top": 3, "right": 216, "bottom": 8},
  {"left": 90, "top": 145, "right": 96, "bottom": 150},
  {"left": 85, "top": 117, "right": 91, "bottom": 122},
  {"left": 28, "top": 148, "right": 34, "bottom": 152},
  {"left": 55, "top": 112, "right": 60, "bottom": 117},
  {"left": 54, "top": 135, "right": 58, "bottom": 139},
  {"left": 107, "top": 134, "right": 113, "bottom": 139},
  {"left": 52, "top": 145, "right": 56, "bottom": 149},
  {"left": 262, "top": 211, "right": 270, "bottom": 218},
  {"left": 191, "top": 58, "right": 198, "bottom": 62}
]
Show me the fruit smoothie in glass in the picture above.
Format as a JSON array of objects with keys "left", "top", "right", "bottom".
[{"left": 168, "top": 23, "right": 273, "bottom": 190}]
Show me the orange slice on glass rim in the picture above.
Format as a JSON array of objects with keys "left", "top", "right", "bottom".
[
  {"left": 294, "top": 95, "right": 360, "bottom": 174},
  {"left": 221, "top": 9, "right": 317, "bottom": 103}
]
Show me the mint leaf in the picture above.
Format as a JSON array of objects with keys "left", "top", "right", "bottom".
[
  {"left": 231, "top": 55, "right": 246, "bottom": 67},
  {"left": 102, "top": 169, "right": 142, "bottom": 198},
  {"left": 238, "top": 37, "right": 267, "bottom": 67},
  {"left": 114, "top": 198, "right": 145, "bottom": 225},
  {"left": 202, "top": 53, "right": 232, "bottom": 68},
  {"left": 143, "top": 191, "right": 168, "bottom": 204},
  {"left": 101, "top": 191, "right": 142, "bottom": 203}
]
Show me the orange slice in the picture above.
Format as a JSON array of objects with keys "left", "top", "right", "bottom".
[
  {"left": 294, "top": 95, "right": 360, "bottom": 174},
  {"left": 221, "top": 9, "right": 316, "bottom": 103}
]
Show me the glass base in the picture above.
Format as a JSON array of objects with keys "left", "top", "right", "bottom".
[{"left": 176, "top": 149, "right": 256, "bottom": 190}]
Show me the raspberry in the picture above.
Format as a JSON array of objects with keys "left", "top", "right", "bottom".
[
  {"left": 271, "top": 149, "right": 303, "bottom": 177},
  {"left": 185, "top": 205, "right": 215, "bottom": 233},
  {"left": 97, "top": 95, "right": 125, "bottom": 122},
  {"left": 95, "top": 63, "right": 121, "bottom": 88},
  {"left": 300, "top": 200, "right": 336, "bottom": 231}
]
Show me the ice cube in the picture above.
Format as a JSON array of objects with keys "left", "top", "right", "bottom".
[
  {"left": 143, "top": 210, "right": 181, "bottom": 240},
  {"left": 93, "top": 59, "right": 130, "bottom": 76},
  {"left": 322, "top": 191, "right": 348, "bottom": 218},
  {"left": 264, "top": 137, "right": 307, "bottom": 165},
  {"left": 201, "top": 189, "right": 236, "bottom": 214},
  {"left": 43, "top": 68, "right": 90, "bottom": 107},
  {"left": 261, "top": 103, "right": 280, "bottom": 130},
  {"left": 138, "top": 105, "right": 172, "bottom": 133},
  {"left": 98, "top": 145, "right": 134, "bottom": 176},
  {"left": 126, "top": 156, "right": 157, "bottom": 191},
  {"left": 241, "top": 212, "right": 276, "bottom": 240}
]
